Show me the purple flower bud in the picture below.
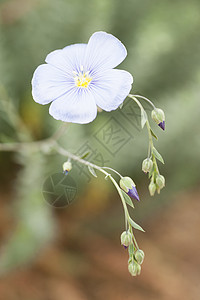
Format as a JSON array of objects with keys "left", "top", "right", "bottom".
[
  {"left": 158, "top": 121, "right": 165, "bottom": 131},
  {"left": 119, "top": 177, "right": 140, "bottom": 201},
  {"left": 151, "top": 108, "right": 165, "bottom": 131},
  {"left": 127, "top": 186, "right": 140, "bottom": 201}
]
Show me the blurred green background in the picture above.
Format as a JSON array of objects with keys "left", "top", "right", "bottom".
[{"left": 0, "top": 0, "right": 200, "bottom": 299}]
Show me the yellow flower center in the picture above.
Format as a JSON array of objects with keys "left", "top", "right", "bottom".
[{"left": 73, "top": 66, "right": 92, "bottom": 88}]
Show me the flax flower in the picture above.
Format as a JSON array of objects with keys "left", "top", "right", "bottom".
[{"left": 32, "top": 31, "right": 133, "bottom": 124}]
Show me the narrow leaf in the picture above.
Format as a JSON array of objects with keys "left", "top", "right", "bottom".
[
  {"left": 129, "top": 218, "right": 145, "bottom": 232},
  {"left": 81, "top": 152, "right": 90, "bottom": 160},
  {"left": 152, "top": 147, "right": 164, "bottom": 164},
  {"left": 141, "top": 109, "right": 147, "bottom": 128},
  {"left": 150, "top": 128, "right": 158, "bottom": 140},
  {"left": 121, "top": 190, "right": 134, "bottom": 208},
  {"left": 88, "top": 166, "right": 97, "bottom": 178}
]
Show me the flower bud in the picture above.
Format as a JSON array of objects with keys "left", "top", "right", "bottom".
[
  {"left": 156, "top": 174, "right": 165, "bottom": 189},
  {"left": 120, "top": 231, "right": 132, "bottom": 248},
  {"left": 62, "top": 161, "right": 72, "bottom": 175},
  {"left": 151, "top": 108, "right": 165, "bottom": 130},
  {"left": 119, "top": 177, "right": 140, "bottom": 201},
  {"left": 142, "top": 158, "right": 153, "bottom": 173},
  {"left": 128, "top": 261, "right": 141, "bottom": 276},
  {"left": 135, "top": 249, "right": 145, "bottom": 265},
  {"left": 149, "top": 181, "right": 156, "bottom": 196}
]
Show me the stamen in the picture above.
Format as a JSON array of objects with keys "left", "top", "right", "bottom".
[{"left": 73, "top": 66, "right": 92, "bottom": 88}]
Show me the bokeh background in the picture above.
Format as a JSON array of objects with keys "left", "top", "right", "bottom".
[{"left": 0, "top": 0, "right": 200, "bottom": 299}]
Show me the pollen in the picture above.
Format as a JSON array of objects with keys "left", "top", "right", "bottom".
[{"left": 73, "top": 68, "right": 92, "bottom": 88}]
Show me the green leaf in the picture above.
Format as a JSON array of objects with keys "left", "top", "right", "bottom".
[
  {"left": 141, "top": 109, "right": 147, "bottom": 128},
  {"left": 152, "top": 147, "right": 165, "bottom": 164},
  {"left": 88, "top": 166, "right": 97, "bottom": 178},
  {"left": 150, "top": 128, "right": 158, "bottom": 140},
  {"left": 121, "top": 190, "right": 134, "bottom": 208},
  {"left": 80, "top": 152, "right": 90, "bottom": 160},
  {"left": 129, "top": 218, "right": 145, "bottom": 232}
]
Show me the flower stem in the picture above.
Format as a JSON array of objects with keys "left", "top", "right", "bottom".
[
  {"left": 101, "top": 167, "right": 123, "bottom": 178},
  {"left": 130, "top": 94, "right": 156, "bottom": 109},
  {"left": 128, "top": 95, "right": 154, "bottom": 158},
  {"left": 0, "top": 123, "right": 139, "bottom": 248}
]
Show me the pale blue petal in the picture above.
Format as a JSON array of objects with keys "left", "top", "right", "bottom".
[
  {"left": 45, "top": 43, "right": 87, "bottom": 74},
  {"left": 84, "top": 31, "right": 127, "bottom": 73},
  {"left": 90, "top": 69, "right": 133, "bottom": 111},
  {"left": 49, "top": 88, "right": 97, "bottom": 124},
  {"left": 32, "top": 64, "right": 74, "bottom": 105}
]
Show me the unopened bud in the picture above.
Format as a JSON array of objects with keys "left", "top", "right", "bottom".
[
  {"left": 128, "top": 261, "right": 141, "bottom": 276},
  {"left": 135, "top": 249, "right": 145, "bottom": 265},
  {"left": 156, "top": 174, "right": 165, "bottom": 189},
  {"left": 62, "top": 161, "right": 72, "bottom": 175},
  {"left": 119, "top": 177, "right": 140, "bottom": 201},
  {"left": 151, "top": 108, "right": 165, "bottom": 130},
  {"left": 142, "top": 158, "right": 153, "bottom": 173},
  {"left": 149, "top": 181, "right": 156, "bottom": 196},
  {"left": 121, "top": 231, "right": 132, "bottom": 248}
]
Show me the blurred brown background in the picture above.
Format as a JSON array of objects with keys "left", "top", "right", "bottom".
[{"left": 0, "top": 0, "right": 200, "bottom": 299}]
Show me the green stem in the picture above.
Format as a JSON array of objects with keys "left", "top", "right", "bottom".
[
  {"left": 0, "top": 123, "right": 69, "bottom": 153},
  {"left": 56, "top": 143, "right": 132, "bottom": 231},
  {"left": 146, "top": 120, "right": 154, "bottom": 158},
  {"left": 131, "top": 94, "right": 156, "bottom": 109},
  {"left": 0, "top": 122, "right": 139, "bottom": 246},
  {"left": 129, "top": 224, "right": 139, "bottom": 250},
  {"left": 101, "top": 167, "right": 123, "bottom": 178},
  {"left": 128, "top": 95, "right": 154, "bottom": 158}
]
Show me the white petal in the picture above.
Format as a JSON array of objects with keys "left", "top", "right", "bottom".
[
  {"left": 49, "top": 88, "right": 97, "bottom": 124},
  {"left": 84, "top": 31, "right": 127, "bottom": 73},
  {"left": 90, "top": 69, "right": 133, "bottom": 111},
  {"left": 32, "top": 64, "right": 74, "bottom": 105},
  {"left": 45, "top": 43, "right": 87, "bottom": 74}
]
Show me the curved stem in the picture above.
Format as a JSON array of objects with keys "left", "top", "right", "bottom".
[
  {"left": 128, "top": 95, "right": 154, "bottom": 158},
  {"left": 101, "top": 167, "right": 123, "bottom": 178},
  {"left": 55, "top": 143, "right": 130, "bottom": 230},
  {"left": 130, "top": 94, "right": 156, "bottom": 109}
]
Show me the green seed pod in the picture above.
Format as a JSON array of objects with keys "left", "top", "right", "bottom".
[
  {"left": 135, "top": 249, "right": 145, "bottom": 265},
  {"left": 120, "top": 231, "right": 132, "bottom": 248},
  {"left": 142, "top": 158, "right": 153, "bottom": 173},
  {"left": 156, "top": 174, "right": 165, "bottom": 189},
  {"left": 128, "top": 261, "right": 141, "bottom": 276},
  {"left": 149, "top": 181, "right": 156, "bottom": 196}
]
